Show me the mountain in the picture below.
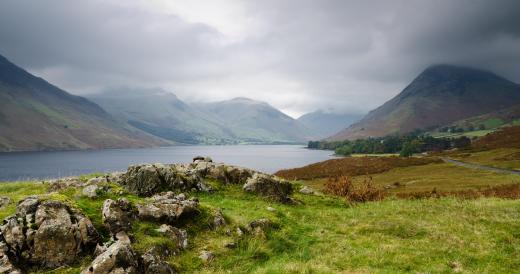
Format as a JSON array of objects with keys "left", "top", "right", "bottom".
[
  {"left": 0, "top": 54, "right": 165, "bottom": 152},
  {"left": 87, "top": 88, "right": 235, "bottom": 144},
  {"left": 328, "top": 65, "right": 520, "bottom": 141},
  {"left": 197, "top": 97, "right": 316, "bottom": 143},
  {"left": 434, "top": 103, "right": 520, "bottom": 132},
  {"left": 297, "top": 110, "right": 363, "bottom": 138}
]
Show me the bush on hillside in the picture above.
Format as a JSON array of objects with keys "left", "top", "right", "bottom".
[{"left": 324, "top": 176, "right": 384, "bottom": 203}]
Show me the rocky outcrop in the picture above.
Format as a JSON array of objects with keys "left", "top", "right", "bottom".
[
  {"left": 102, "top": 198, "right": 137, "bottom": 235},
  {"left": 119, "top": 164, "right": 209, "bottom": 196},
  {"left": 243, "top": 173, "right": 293, "bottom": 203},
  {"left": 137, "top": 192, "right": 199, "bottom": 224},
  {"left": 80, "top": 235, "right": 139, "bottom": 274},
  {"left": 47, "top": 177, "right": 87, "bottom": 192},
  {"left": 0, "top": 197, "right": 99, "bottom": 270}
]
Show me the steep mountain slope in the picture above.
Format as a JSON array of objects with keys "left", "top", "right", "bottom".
[
  {"left": 328, "top": 65, "right": 520, "bottom": 141},
  {"left": 297, "top": 110, "right": 363, "bottom": 138},
  {"left": 0, "top": 54, "right": 165, "bottom": 152},
  {"left": 198, "top": 97, "right": 316, "bottom": 143},
  {"left": 437, "top": 103, "right": 520, "bottom": 131},
  {"left": 88, "top": 88, "right": 236, "bottom": 144}
]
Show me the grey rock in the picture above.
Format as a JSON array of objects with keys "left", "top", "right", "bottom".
[
  {"left": 142, "top": 251, "right": 177, "bottom": 274},
  {"left": 46, "top": 177, "right": 86, "bottom": 192},
  {"left": 198, "top": 250, "right": 215, "bottom": 262},
  {"left": 0, "top": 197, "right": 11, "bottom": 209},
  {"left": 83, "top": 185, "right": 100, "bottom": 198},
  {"left": 102, "top": 198, "right": 136, "bottom": 235},
  {"left": 120, "top": 164, "right": 206, "bottom": 196},
  {"left": 156, "top": 224, "right": 188, "bottom": 250},
  {"left": 0, "top": 242, "right": 22, "bottom": 274},
  {"left": 137, "top": 192, "right": 199, "bottom": 224},
  {"left": 212, "top": 209, "right": 226, "bottom": 229},
  {"left": 0, "top": 197, "right": 99, "bottom": 269},
  {"left": 299, "top": 186, "right": 315, "bottom": 195},
  {"left": 87, "top": 177, "right": 108, "bottom": 185},
  {"left": 243, "top": 173, "right": 293, "bottom": 203},
  {"left": 80, "top": 238, "right": 139, "bottom": 274},
  {"left": 224, "top": 242, "right": 236, "bottom": 249}
]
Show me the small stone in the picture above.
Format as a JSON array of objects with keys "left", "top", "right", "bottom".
[
  {"left": 299, "top": 186, "right": 315, "bottom": 195},
  {"left": 198, "top": 250, "right": 215, "bottom": 262},
  {"left": 212, "top": 209, "right": 226, "bottom": 229},
  {"left": 224, "top": 242, "right": 236, "bottom": 249},
  {"left": 0, "top": 196, "right": 11, "bottom": 208},
  {"left": 236, "top": 227, "right": 244, "bottom": 237},
  {"left": 266, "top": 207, "right": 276, "bottom": 212}
]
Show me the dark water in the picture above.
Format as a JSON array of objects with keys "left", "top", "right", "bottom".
[{"left": 0, "top": 145, "right": 335, "bottom": 182}]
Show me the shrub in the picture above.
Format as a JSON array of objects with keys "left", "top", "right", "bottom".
[
  {"left": 324, "top": 176, "right": 384, "bottom": 203},
  {"left": 335, "top": 145, "right": 352, "bottom": 156}
]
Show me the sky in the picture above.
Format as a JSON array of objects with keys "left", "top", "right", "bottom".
[{"left": 0, "top": 0, "right": 519, "bottom": 118}]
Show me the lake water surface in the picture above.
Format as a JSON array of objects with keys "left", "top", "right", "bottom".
[{"left": 0, "top": 145, "right": 335, "bottom": 182}]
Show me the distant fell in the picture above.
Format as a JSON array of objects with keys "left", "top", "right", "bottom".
[
  {"left": 297, "top": 110, "right": 363, "bottom": 139},
  {"left": 328, "top": 65, "right": 520, "bottom": 141}
]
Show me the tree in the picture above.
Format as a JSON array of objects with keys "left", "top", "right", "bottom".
[{"left": 335, "top": 145, "right": 353, "bottom": 156}]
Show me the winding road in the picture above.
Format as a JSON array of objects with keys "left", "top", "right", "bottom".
[{"left": 441, "top": 157, "right": 520, "bottom": 175}]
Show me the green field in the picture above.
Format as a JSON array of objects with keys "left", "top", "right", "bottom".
[{"left": 1, "top": 172, "right": 520, "bottom": 273}]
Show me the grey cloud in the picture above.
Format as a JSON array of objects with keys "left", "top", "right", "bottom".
[{"left": 0, "top": 0, "right": 519, "bottom": 117}]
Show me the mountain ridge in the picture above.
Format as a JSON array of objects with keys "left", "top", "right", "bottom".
[
  {"left": 327, "top": 64, "right": 520, "bottom": 141},
  {"left": 0, "top": 54, "right": 166, "bottom": 152}
]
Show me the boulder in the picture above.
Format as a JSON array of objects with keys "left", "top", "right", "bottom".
[
  {"left": 243, "top": 173, "right": 293, "bottom": 202},
  {"left": 80, "top": 237, "right": 139, "bottom": 274},
  {"left": 0, "top": 197, "right": 11, "bottom": 209},
  {"left": 141, "top": 252, "right": 177, "bottom": 274},
  {"left": 156, "top": 224, "right": 188, "bottom": 250},
  {"left": 83, "top": 185, "right": 100, "bottom": 198},
  {"left": 120, "top": 164, "right": 207, "bottom": 196},
  {"left": 102, "top": 198, "right": 136, "bottom": 235},
  {"left": 0, "top": 197, "right": 99, "bottom": 269},
  {"left": 206, "top": 164, "right": 255, "bottom": 185},
  {"left": 137, "top": 192, "right": 199, "bottom": 224}
]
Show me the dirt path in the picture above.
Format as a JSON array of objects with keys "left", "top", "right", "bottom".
[{"left": 441, "top": 157, "right": 520, "bottom": 175}]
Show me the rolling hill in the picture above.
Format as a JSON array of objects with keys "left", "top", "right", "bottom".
[
  {"left": 88, "top": 88, "right": 236, "bottom": 144},
  {"left": 0, "top": 54, "right": 165, "bottom": 152},
  {"left": 197, "top": 97, "right": 316, "bottom": 144},
  {"left": 328, "top": 65, "right": 520, "bottom": 141},
  {"left": 297, "top": 110, "right": 363, "bottom": 138}
]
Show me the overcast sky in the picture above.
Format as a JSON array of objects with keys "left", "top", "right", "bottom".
[{"left": 1, "top": 0, "right": 519, "bottom": 118}]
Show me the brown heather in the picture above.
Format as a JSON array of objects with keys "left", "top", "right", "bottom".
[{"left": 275, "top": 156, "right": 440, "bottom": 180}]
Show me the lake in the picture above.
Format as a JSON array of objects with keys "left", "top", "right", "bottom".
[{"left": 0, "top": 145, "right": 335, "bottom": 182}]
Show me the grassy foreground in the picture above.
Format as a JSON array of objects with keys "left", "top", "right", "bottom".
[{"left": 1, "top": 179, "right": 520, "bottom": 273}]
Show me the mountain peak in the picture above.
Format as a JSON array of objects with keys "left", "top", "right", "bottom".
[{"left": 417, "top": 64, "right": 508, "bottom": 84}]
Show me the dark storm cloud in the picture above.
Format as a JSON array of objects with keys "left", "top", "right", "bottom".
[{"left": 0, "top": 0, "right": 519, "bottom": 117}]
